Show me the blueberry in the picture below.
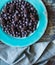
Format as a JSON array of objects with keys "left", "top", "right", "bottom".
[{"left": 0, "top": 0, "right": 39, "bottom": 38}]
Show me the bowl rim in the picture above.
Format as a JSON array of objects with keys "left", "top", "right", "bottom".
[{"left": 0, "top": 0, "right": 48, "bottom": 47}]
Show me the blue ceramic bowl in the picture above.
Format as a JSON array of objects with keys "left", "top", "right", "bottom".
[{"left": 0, "top": 0, "right": 48, "bottom": 47}]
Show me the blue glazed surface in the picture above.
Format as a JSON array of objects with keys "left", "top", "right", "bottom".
[{"left": 0, "top": 0, "right": 48, "bottom": 47}]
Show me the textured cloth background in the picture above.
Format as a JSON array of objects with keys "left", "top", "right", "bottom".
[{"left": 0, "top": 0, "right": 55, "bottom": 65}]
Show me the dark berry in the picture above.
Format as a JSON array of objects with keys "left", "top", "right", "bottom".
[{"left": 0, "top": 0, "right": 39, "bottom": 38}]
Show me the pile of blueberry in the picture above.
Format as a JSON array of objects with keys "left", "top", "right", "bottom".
[{"left": 0, "top": 0, "right": 39, "bottom": 37}]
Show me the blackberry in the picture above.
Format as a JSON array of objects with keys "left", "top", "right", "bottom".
[{"left": 0, "top": 0, "right": 39, "bottom": 38}]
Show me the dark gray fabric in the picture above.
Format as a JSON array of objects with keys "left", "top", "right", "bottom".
[{"left": 0, "top": 39, "right": 55, "bottom": 65}]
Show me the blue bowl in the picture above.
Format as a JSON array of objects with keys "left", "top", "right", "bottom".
[{"left": 0, "top": 0, "right": 48, "bottom": 47}]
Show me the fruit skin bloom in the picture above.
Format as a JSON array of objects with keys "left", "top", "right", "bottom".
[{"left": 0, "top": 0, "right": 39, "bottom": 38}]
